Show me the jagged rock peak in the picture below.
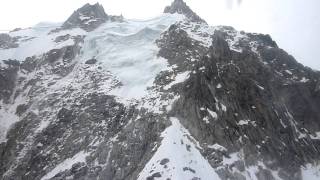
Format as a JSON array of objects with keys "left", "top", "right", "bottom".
[
  {"left": 164, "top": 0, "right": 206, "bottom": 24},
  {"left": 61, "top": 3, "right": 123, "bottom": 32},
  {"left": 78, "top": 3, "right": 108, "bottom": 18}
]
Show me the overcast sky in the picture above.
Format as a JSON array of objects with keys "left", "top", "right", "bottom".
[{"left": 0, "top": 0, "right": 319, "bottom": 70}]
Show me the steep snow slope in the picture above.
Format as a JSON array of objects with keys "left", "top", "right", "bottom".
[{"left": 138, "top": 117, "right": 220, "bottom": 180}]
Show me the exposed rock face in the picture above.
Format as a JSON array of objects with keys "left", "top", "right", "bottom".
[
  {"left": 0, "top": 0, "right": 320, "bottom": 180},
  {"left": 85, "top": 58, "right": 97, "bottom": 65},
  {"left": 160, "top": 28, "right": 320, "bottom": 179},
  {"left": 155, "top": 8, "right": 320, "bottom": 177},
  {"left": 0, "top": 60, "right": 20, "bottom": 103},
  {"left": 0, "top": 34, "right": 19, "bottom": 49},
  {"left": 164, "top": 0, "right": 206, "bottom": 23}
]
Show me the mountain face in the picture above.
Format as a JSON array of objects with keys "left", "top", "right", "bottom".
[{"left": 0, "top": 1, "right": 320, "bottom": 180}]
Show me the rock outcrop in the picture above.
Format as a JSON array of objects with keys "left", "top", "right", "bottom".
[
  {"left": 164, "top": 0, "right": 206, "bottom": 23},
  {"left": 0, "top": 34, "right": 19, "bottom": 49}
]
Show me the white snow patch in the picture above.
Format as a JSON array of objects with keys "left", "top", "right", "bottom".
[
  {"left": 285, "top": 70, "right": 293, "bottom": 75},
  {"left": 164, "top": 71, "right": 190, "bottom": 90},
  {"left": 138, "top": 117, "right": 220, "bottom": 180},
  {"left": 298, "top": 133, "right": 307, "bottom": 139},
  {"left": 256, "top": 84, "right": 265, "bottom": 90},
  {"left": 310, "top": 132, "right": 320, "bottom": 140},
  {"left": 84, "top": 19, "right": 98, "bottom": 25},
  {"left": 0, "top": 105, "right": 19, "bottom": 143},
  {"left": 0, "top": 84, "right": 29, "bottom": 143},
  {"left": 41, "top": 151, "right": 89, "bottom": 180},
  {"left": 208, "top": 143, "right": 227, "bottom": 151},
  {"left": 203, "top": 116, "right": 210, "bottom": 124},
  {"left": 36, "top": 120, "right": 50, "bottom": 133},
  {"left": 221, "top": 103, "right": 227, "bottom": 112},
  {"left": 222, "top": 152, "right": 240, "bottom": 166},
  {"left": 179, "top": 21, "right": 214, "bottom": 47},
  {"left": 279, "top": 118, "right": 287, "bottom": 128},
  {"left": 237, "top": 120, "right": 250, "bottom": 126},
  {"left": 165, "top": 95, "right": 180, "bottom": 112},
  {"left": 301, "top": 164, "right": 320, "bottom": 180},
  {"left": 0, "top": 24, "right": 86, "bottom": 61},
  {"left": 78, "top": 13, "right": 91, "bottom": 21},
  {"left": 207, "top": 108, "right": 218, "bottom": 120},
  {"left": 236, "top": 119, "right": 256, "bottom": 126},
  {"left": 225, "top": 30, "right": 247, "bottom": 53},
  {"left": 300, "top": 77, "right": 310, "bottom": 83}
]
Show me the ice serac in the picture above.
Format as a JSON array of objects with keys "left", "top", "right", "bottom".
[
  {"left": 61, "top": 3, "right": 123, "bottom": 31},
  {"left": 164, "top": 0, "right": 206, "bottom": 24}
]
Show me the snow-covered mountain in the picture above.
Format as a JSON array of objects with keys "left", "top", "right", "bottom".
[{"left": 1, "top": 1, "right": 320, "bottom": 179}]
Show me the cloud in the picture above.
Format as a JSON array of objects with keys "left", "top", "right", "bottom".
[
  {"left": 225, "top": 0, "right": 233, "bottom": 9},
  {"left": 225, "top": 0, "right": 243, "bottom": 9}
]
